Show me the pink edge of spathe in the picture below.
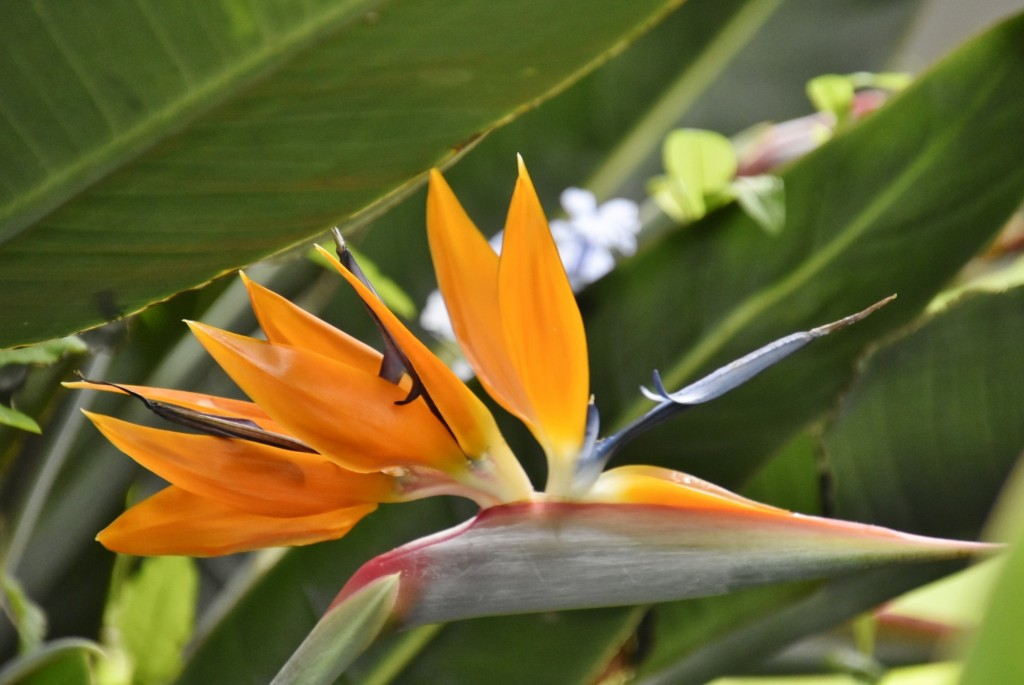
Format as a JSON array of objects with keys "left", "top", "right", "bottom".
[
  {"left": 328, "top": 501, "right": 999, "bottom": 623},
  {"left": 328, "top": 506, "right": 487, "bottom": 614}
]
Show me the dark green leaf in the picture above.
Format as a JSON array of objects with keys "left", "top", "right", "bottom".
[
  {"left": 363, "top": 608, "right": 642, "bottom": 685},
  {"left": 0, "top": 0, "right": 683, "bottom": 348},
  {"left": 177, "top": 500, "right": 460, "bottom": 685},
  {"left": 826, "top": 286, "right": 1024, "bottom": 539},
  {"left": 633, "top": 562, "right": 967, "bottom": 684}
]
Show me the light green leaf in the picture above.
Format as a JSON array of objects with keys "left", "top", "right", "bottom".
[
  {"left": 729, "top": 174, "right": 785, "bottom": 235},
  {"left": 0, "top": 572, "right": 47, "bottom": 653},
  {"left": 928, "top": 252, "right": 1024, "bottom": 312},
  {"left": 806, "top": 72, "right": 912, "bottom": 123},
  {"left": 310, "top": 245, "right": 417, "bottom": 320},
  {"left": 0, "top": 639, "right": 102, "bottom": 685},
  {"left": 956, "top": 455, "right": 1024, "bottom": 685},
  {"left": 0, "top": 0, "right": 683, "bottom": 349},
  {"left": 107, "top": 556, "right": 198, "bottom": 685},
  {"left": 271, "top": 574, "right": 400, "bottom": 685},
  {"left": 0, "top": 336, "right": 87, "bottom": 368},
  {"left": 807, "top": 74, "right": 857, "bottom": 120},
  {"left": 849, "top": 71, "right": 913, "bottom": 92},
  {"left": 0, "top": 404, "right": 41, "bottom": 434},
  {"left": 650, "top": 128, "right": 737, "bottom": 222}
]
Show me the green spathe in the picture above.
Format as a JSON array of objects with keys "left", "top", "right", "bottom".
[{"left": 334, "top": 501, "right": 993, "bottom": 628}]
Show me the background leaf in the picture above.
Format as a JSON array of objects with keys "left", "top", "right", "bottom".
[
  {"left": 4, "top": 1, "right": 1022, "bottom": 683},
  {"left": 584, "top": 10, "right": 1024, "bottom": 490},
  {"left": 826, "top": 286, "right": 1024, "bottom": 539},
  {"left": 0, "top": 0, "right": 684, "bottom": 349},
  {"left": 109, "top": 556, "right": 198, "bottom": 685},
  {"left": 959, "top": 463, "right": 1024, "bottom": 685},
  {"left": 0, "top": 639, "right": 100, "bottom": 685},
  {"left": 272, "top": 574, "right": 399, "bottom": 685}
]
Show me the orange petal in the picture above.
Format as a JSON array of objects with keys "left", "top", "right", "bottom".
[
  {"left": 315, "top": 246, "right": 504, "bottom": 462},
  {"left": 426, "top": 170, "right": 531, "bottom": 423},
  {"left": 97, "top": 486, "right": 376, "bottom": 556},
  {"left": 188, "top": 322, "right": 463, "bottom": 473},
  {"left": 498, "top": 158, "right": 589, "bottom": 466},
  {"left": 241, "top": 273, "right": 383, "bottom": 375},
  {"left": 586, "top": 465, "right": 787, "bottom": 517},
  {"left": 85, "top": 412, "right": 395, "bottom": 517}
]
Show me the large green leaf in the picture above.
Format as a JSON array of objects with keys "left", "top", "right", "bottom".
[
  {"left": 0, "top": 0, "right": 682, "bottom": 349},
  {"left": 826, "top": 286, "right": 1024, "bottom": 540},
  {"left": 584, "top": 11, "right": 1024, "bottom": 489}
]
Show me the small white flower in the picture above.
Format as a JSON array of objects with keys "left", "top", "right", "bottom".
[
  {"left": 550, "top": 228, "right": 616, "bottom": 291},
  {"left": 554, "top": 188, "right": 640, "bottom": 255},
  {"left": 550, "top": 188, "right": 640, "bottom": 290},
  {"left": 420, "top": 289, "right": 456, "bottom": 341}
]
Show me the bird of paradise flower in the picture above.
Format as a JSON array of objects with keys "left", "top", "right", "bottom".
[{"left": 71, "top": 157, "right": 990, "bottom": 683}]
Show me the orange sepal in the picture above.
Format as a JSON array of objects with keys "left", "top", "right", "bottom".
[
  {"left": 586, "top": 465, "right": 788, "bottom": 517},
  {"left": 498, "top": 158, "right": 589, "bottom": 466},
  {"left": 188, "top": 322, "right": 463, "bottom": 473},
  {"left": 241, "top": 273, "right": 383, "bottom": 375},
  {"left": 85, "top": 411, "right": 395, "bottom": 517},
  {"left": 316, "top": 246, "right": 504, "bottom": 463},
  {"left": 426, "top": 170, "right": 531, "bottom": 423},
  {"left": 97, "top": 486, "right": 377, "bottom": 556}
]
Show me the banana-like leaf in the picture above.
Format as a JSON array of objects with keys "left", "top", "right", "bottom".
[
  {"left": 333, "top": 502, "right": 991, "bottom": 628},
  {"left": 0, "top": 0, "right": 682, "bottom": 349},
  {"left": 827, "top": 286, "right": 1024, "bottom": 540}
]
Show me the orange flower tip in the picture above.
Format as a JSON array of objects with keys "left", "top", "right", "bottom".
[
  {"left": 314, "top": 243, "right": 338, "bottom": 265},
  {"left": 428, "top": 168, "right": 447, "bottom": 187},
  {"left": 516, "top": 153, "right": 527, "bottom": 176},
  {"left": 238, "top": 271, "right": 251, "bottom": 286},
  {"left": 184, "top": 319, "right": 215, "bottom": 337}
]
